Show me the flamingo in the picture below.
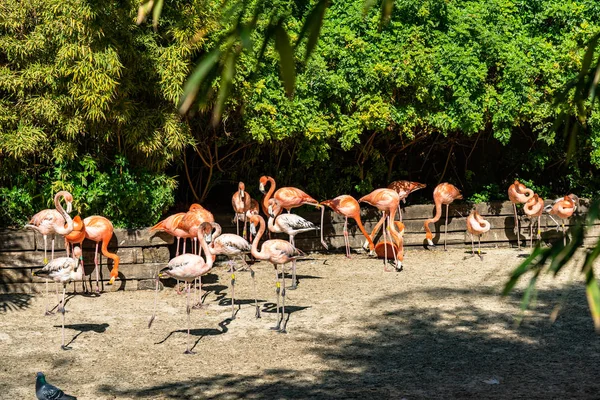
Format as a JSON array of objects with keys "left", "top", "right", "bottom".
[
  {"left": 268, "top": 198, "right": 318, "bottom": 289},
  {"left": 232, "top": 182, "right": 252, "bottom": 239},
  {"left": 320, "top": 195, "right": 375, "bottom": 258},
  {"left": 206, "top": 223, "right": 257, "bottom": 319},
  {"left": 358, "top": 188, "right": 401, "bottom": 271},
  {"left": 465, "top": 211, "right": 491, "bottom": 259},
  {"left": 387, "top": 180, "right": 427, "bottom": 221},
  {"left": 259, "top": 175, "right": 328, "bottom": 250},
  {"left": 547, "top": 195, "right": 576, "bottom": 245},
  {"left": 523, "top": 194, "right": 544, "bottom": 248},
  {"left": 374, "top": 221, "right": 405, "bottom": 269},
  {"left": 248, "top": 214, "right": 303, "bottom": 333},
  {"left": 64, "top": 216, "right": 120, "bottom": 293},
  {"left": 178, "top": 203, "right": 215, "bottom": 255},
  {"left": 32, "top": 246, "right": 84, "bottom": 350},
  {"left": 424, "top": 183, "right": 463, "bottom": 251},
  {"left": 545, "top": 194, "right": 580, "bottom": 228},
  {"left": 507, "top": 180, "right": 534, "bottom": 250},
  {"left": 25, "top": 191, "right": 74, "bottom": 315},
  {"left": 150, "top": 222, "right": 214, "bottom": 354},
  {"left": 150, "top": 213, "right": 187, "bottom": 256}
]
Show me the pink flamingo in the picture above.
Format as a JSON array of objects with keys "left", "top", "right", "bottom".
[
  {"left": 523, "top": 194, "right": 544, "bottom": 248},
  {"left": 358, "top": 188, "right": 401, "bottom": 271},
  {"left": 466, "top": 211, "right": 491, "bottom": 259},
  {"left": 374, "top": 221, "right": 405, "bottom": 269},
  {"left": 206, "top": 223, "right": 257, "bottom": 319},
  {"left": 32, "top": 247, "right": 84, "bottom": 349},
  {"left": 150, "top": 213, "right": 187, "bottom": 256},
  {"left": 150, "top": 222, "right": 214, "bottom": 354},
  {"left": 232, "top": 182, "right": 252, "bottom": 239},
  {"left": 26, "top": 191, "right": 74, "bottom": 315},
  {"left": 547, "top": 195, "right": 576, "bottom": 245},
  {"left": 249, "top": 214, "right": 303, "bottom": 333},
  {"left": 259, "top": 175, "right": 328, "bottom": 249},
  {"left": 387, "top": 180, "right": 427, "bottom": 221},
  {"left": 321, "top": 195, "right": 375, "bottom": 258},
  {"left": 508, "top": 180, "right": 534, "bottom": 250},
  {"left": 267, "top": 198, "right": 318, "bottom": 289},
  {"left": 424, "top": 183, "right": 463, "bottom": 251}
]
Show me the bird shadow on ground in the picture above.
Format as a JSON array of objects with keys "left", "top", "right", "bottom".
[
  {"left": 52, "top": 323, "right": 110, "bottom": 348},
  {"left": 99, "top": 284, "right": 600, "bottom": 399},
  {"left": 154, "top": 318, "right": 232, "bottom": 349},
  {"left": 0, "top": 293, "right": 33, "bottom": 312}
]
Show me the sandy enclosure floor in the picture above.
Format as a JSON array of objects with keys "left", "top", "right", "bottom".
[{"left": 1, "top": 248, "right": 600, "bottom": 399}]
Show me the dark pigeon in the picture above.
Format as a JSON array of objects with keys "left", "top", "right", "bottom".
[{"left": 36, "top": 372, "right": 77, "bottom": 400}]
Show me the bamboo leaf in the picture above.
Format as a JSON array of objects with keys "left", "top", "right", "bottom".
[
  {"left": 363, "top": 0, "right": 378, "bottom": 16},
  {"left": 502, "top": 246, "right": 545, "bottom": 296},
  {"left": 136, "top": 0, "right": 154, "bottom": 25},
  {"left": 296, "top": 0, "right": 329, "bottom": 61},
  {"left": 274, "top": 22, "right": 296, "bottom": 98},
  {"left": 179, "top": 48, "right": 221, "bottom": 114},
  {"left": 585, "top": 269, "right": 600, "bottom": 333},
  {"left": 380, "top": 0, "right": 394, "bottom": 27},
  {"left": 211, "top": 50, "right": 237, "bottom": 126}
]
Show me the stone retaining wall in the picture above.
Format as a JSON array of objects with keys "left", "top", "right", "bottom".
[{"left": 1, "top": 200, "right": 595, "bottom": 293}]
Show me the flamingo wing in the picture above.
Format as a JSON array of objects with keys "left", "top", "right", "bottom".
[
  {"left": 214, "top": 234, "right": 251, "bottom": 255},
  {"left": 276, "top": 214, "right": 317, "bottom": 231}
]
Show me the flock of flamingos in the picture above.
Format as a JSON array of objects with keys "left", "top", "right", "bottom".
[{"left": 26, "top": 176, "right": 579, "bottom": 352}]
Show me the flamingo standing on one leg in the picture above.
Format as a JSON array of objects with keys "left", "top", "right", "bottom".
[
  {"left": 465, "top": 211, "right": 491, "bottom": 259},
  {"left": 320, "top": 195, "right": 375, "bottom": 258},
  {"left": 65, "top": 216, "right": 120, "bottom": 292},
  {"left": 248, "top": 214, "right": 303, "bottom": 333},
  {"left": 359, "top": 188, "right": 401, "bottom": 271},
  {"left": 508, "top": 180, "right": 534, "bottom": 250},
  {"left": 206, "top": 223, "right": 256, "bottom": 319},
  {"left": 424, "top": 183, "right": 463, "bottom": 251},
  {"left": 32, "top": 247, "right": 84, "bottom": 350},
  {"left": 545, "top": 194, "right": 580, "bottom": 229},
  {"left": 523, "top": 194, "right": 544, "bottom": 248},
  {"left": 259, "top": 176, "right": 328, "bottom": 250},
  {"left": 25, "top": 191, "right": 74, "bottom": 315},
  {"left": 547, "top": 196, "right": 576, "bottom": 245},
  {"left": 268, "top": 198, "right": 318, "bottom": 289},
  {"left": 387, "top": 180, "right": 427, "bottom": 221},
  {"left": 150, "top": 222, "right": 214, "bottom": 354},
  {"left": 232, "top": 182, "right": 252, "bottom": 239}
]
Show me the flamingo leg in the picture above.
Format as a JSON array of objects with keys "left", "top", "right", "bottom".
[
  {"left": 537, "top": 216, "right": 542, "bottom": 244},
  {"left": 236, "top": 213, "right": 240, "bottom": 236},
  {"left": 94, "top": 242, "right": 100, "bottom": 293},
  {"left": 478, "top": 236, "right": 482, "bottom": 260},
  {"left": 444, "top": 204, "right": 449, "bottom": 251},
  {"left": 183, "top": 238, "right": 187, "bottom": 254},
  {"left": 387, "top": 215, "right": 399, "bottom": 269},
  {"left": 59, "top": 285, "right": 68, "bottom": 350},
  {"left": 44, "top": 279, "right": 54, "bottom": 316},
  {"left": 271, "top": 265, "right": 281, "bottom": 331},
  {"left": 343, "top": 217, "right": 350, "bottom": 258},
  {"left": 562, "top": 221, "right": 566, "bottom": 246},
  {"left": 530, "top": 220, "right": 533, "bottom": 249},
  {"left": 192, "top": 276, "right": 207, "bottom": 309},
  {"left": 382, "top": 214, "right": 392, "bottom": 272},
  {"left": 41, "top": 235, "right": 54, "bottom": 315},
  {"left": 51, "top": 235, "right": 55, "bottom": 261},
  {"left": 365, "top": 215, "right": 385, "bottom": 252},
  {"left": 289, "top": 235, "right": 297, "bottom": 290},
  {"left": 320, "top": 205, "right": 328, "bottom": 250},
  {"left": 280, "top": 266, "right": 287, "bottom": 334},
  {"left": 513, "top": 203, "right": 521, "bottom": 250},
  {"left": 148, "top": 274, "right": 159, "bottom": 329},
  {"left": 250, "top": 268, "right": 260, "bottom": 319},
  {"left": 230, "top": 261, "right": 236, "bottom": 320},
  {"left": 176, "top": 237, "right": 180, "bottom": 257},
  {"left": 184, "top": 282, "right": 195, "bottom": 354},
  {"left": 471, "top": 234, "right": 475, "bottom": 256}
]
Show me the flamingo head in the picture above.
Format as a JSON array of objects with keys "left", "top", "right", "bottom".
[
  {"left": 267, "top": 198, "right": 279, "bottom": 217},
  {"left": 259, "top": 176, "right": 268, "bottom": 194},
  {"left": 249, "top": 214, "right": 261, "bottom": 236},
  {"left": 238, "top": 182, "right": 245, "bottom": 198},
  {"left": 198, "top": 222, "right": 213, "bottom": 243},
  {"left": 189, "top": 203, "right": 203, "bottom": 211}
]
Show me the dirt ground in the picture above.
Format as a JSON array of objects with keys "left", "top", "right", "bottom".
[{"left": 1, "top": 247, "right": 600, "bottom": 399}]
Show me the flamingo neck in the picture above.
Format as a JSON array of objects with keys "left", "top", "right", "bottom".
[
  {"left": 250, "top": 216, "right": 269, "bottom": 261},
  {"left": 53, "top": 192, "right": 73, "bottom": 235},
  {"left": 424, "top": 199, "right": 443, "bottom": 239},
  {"left": 199, "top": 236, "right": 214, "bottom": 269},
  {"left": 262, "top": 177, "right": 276, "bottom": 216}
]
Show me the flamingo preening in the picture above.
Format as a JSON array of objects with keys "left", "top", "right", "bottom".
[
  {"left": 547, "top": 195, "right": 576, "bottom": 245},
  {"left": 523, "top": 194, "right": 544, "bottom": 248},
  {"left": 359, "top": 188, "right": 401, "bottom": 271},
  {"left": 26, "top": 191, "right": 74, "bottom": 315},
  {"left": 387, "top": 180, "right": 427, "bottom": 221},
  {"left": 321, "top": 195, "right": 375, "bottom": 258},
  {"left": 424, "top": 183, "right": 463, "bottom": 251},
  {"left": 465, "top": 211, "right": 491, "bottom": 259},
  {"left": 259, "top": 175, "right": 328, "bottom": 250},
  {"left": 249, "top": 214, "right": 304, "bottom": 333},
  {"left": 507, "top": 180, "right": 534, "bottom": 250},
  {"left": 32, "top": 247, "right": 84, "bottom": 349},
  {"left": 150, "top": 212, "right": 187, "bottom": 256},
  {"left": 207, "top": 223, "right": 257, "bottom": 319},
  {"left": 150, "top": 222, "right": 214, "bottom": 354}
]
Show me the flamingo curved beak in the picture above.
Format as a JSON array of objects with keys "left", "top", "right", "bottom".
[
  {"left": 259, "top": 183, "right": 265, "bottom": 194},
  {"left": 108, "top": 276, "right": 116, "bottom": 285},
  {"left": 426, "top": 239, "right": 435, "bottom": 247},
  {"left": 66, "top": 202, "right": 72, "bottom": 214}
]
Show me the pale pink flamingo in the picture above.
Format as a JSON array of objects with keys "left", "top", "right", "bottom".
[
  {"left": 387, "top": 180, "right": 427, "bottom": 221},
  {"left": 65, "top": 216, "right": 120, "bottom": 293},
  {"left": 32, "top": 247, "right": 84, "bottom": 350},
  {"left": 359, "top": 188, "right": 401, "bottom": 271},
  {"left": 26, "top": 191, "right": 74, "bottom": 315},
  {"left": 232, "top": 182, "right": 252, "bottom": 239},
  {"left": 523, "top": 194, "right": 544, "bottom": 248},
  {"left": 424, "top": 183, "right": 463, "bottom": 251},
  {"left": 466, "top": 211, "right": 491, "bottom": 259},
  {"left": 321, "top": 195, "right": 375, "bottom": 258},
  {"left": 267, "top": 198, "right": 318, "bottom": 289},
  {"left": 547, "top": 195, "right": 576, "bottom": 245},
  {"left": 206, "top": 223, "right": 257, "bottom": 319},
  {"left": 249, "top": 214, "right": 303, "bottom": 333},
  {"left": 150, "top": 222, "right": 214, "bottom": 354},
  {"left": 259, "top": 175, "right": 328, "bottom": 249},
  {"left": 508, "top": 180, "right": 534, "bottom": 250}
]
